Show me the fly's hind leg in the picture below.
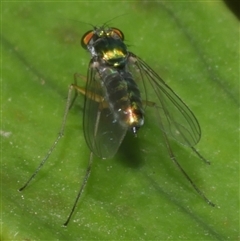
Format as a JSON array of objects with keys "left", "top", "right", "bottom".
[
  {"left": 143, "top": 99, "right": 215, "bottom": 206},
  {"left": 161, "top": 130, "right": 215, "bottom": 206},
  {"left": 143, "top": 99, "right": 209, "bottom": 164}
]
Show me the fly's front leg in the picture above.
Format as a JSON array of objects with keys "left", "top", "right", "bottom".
[{"left": 19, "top": 84, "right": 77, "bottom": 191}]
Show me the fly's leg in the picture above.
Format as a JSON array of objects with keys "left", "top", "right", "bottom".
[
  {"left": 67, "top": 73, "right": 80, "bottom": 110},
  {"left": 19, "top": 84, "right": 77, "bottom": 192},
  {"left": 191, "top": 146, "right": 210, "bottom": 165},
  {"left": 161, "top": 130, "right": 215, "bottom": 206},
  {"left": 63, "top": 152, "right": 94, "bottom": 226},
  {"left": 19, "top": 73, "right": 107, "bottom": 226},
  {"left": 63, "top": 108, "right": 103, "bottom": 226},
  {"left": 143, "top": 100, "right": 209, "bottom": 164},
  {"left": 72, "top": 73, "right": 107, "bottom": 106},
  {"left": 63, "top": 75, "right": 106, "bottom": 226},
  {"left": 19, "top": 73, "right": 90, "bottom": 191},
  {"left": 143, "top": 99, "right": 215, "bottom": 206}
]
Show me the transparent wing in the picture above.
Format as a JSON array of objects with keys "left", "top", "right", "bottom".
[
  {"left": 83, "top": 60, "right": 127, "bottom": 159},
  {"left": 127, "top": 52, "right": 201, "bottom": 147}
]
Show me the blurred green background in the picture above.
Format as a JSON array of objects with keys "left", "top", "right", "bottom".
[{"left": 2, "top": 1, "right": 239, "bottom": 240}]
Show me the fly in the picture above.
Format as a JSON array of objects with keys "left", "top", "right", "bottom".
[{"left": 19, "top": 25, "right": 215, "bottom": 226}]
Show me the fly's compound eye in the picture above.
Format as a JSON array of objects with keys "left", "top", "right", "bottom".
[
  {"left": 111, "top": 28, "right": 124, "bottom": 41},
  {"left": 81, "top": 27, "right": 124, "bottom": 49},
  {"left": 81, "top": 30, "right": 94, "bottom": 49}
]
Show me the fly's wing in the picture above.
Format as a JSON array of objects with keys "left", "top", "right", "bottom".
[
  {"left": 127, "top": 53, "right": 201, "bottom": 147},
  {"left": 83, "top": 60, "right": 127, "bottom": 159}
]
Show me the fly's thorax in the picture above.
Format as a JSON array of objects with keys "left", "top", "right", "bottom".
[{"left": 93, "top": 37, "right": 128, "bottom": 67}]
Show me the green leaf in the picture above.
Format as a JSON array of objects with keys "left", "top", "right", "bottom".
[{"left": 2, "top": 1, "right": 239, "bottom": 240}]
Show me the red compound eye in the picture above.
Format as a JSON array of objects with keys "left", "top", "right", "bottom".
[
  {"left": 81, "top": 30, "right": 94, "bottom": 48},
  {"left": 111, "top": 28, "right": 124, "bottom": 40}
]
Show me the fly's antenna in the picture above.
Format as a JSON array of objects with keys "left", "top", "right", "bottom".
[
  {"left": 102, "top": 13, "right": 129, "bottom": 28},
  {"left": 58, "top": 17, "right": 95, "bottom": 29},
  {"left": 58, "top": 14, "right": 128, "bottom": 32}
]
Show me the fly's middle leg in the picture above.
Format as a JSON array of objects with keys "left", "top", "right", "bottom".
[{"left": 72, "top": 73, "right": 108, "bottom": 109}]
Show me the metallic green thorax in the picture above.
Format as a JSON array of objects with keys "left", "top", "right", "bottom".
[{"left": 95, "top": 38, "right": 128, "bottom": 67}]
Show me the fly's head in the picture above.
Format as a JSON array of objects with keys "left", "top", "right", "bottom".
[{"left": 81, "top": 26, "right": 128, "bottom": 66}]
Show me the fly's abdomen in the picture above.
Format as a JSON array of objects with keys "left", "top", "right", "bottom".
[{"left": 102, "top": 70, "right": 144, "bottom": 133}]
